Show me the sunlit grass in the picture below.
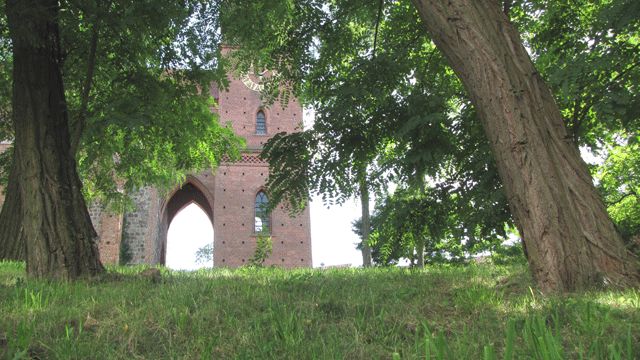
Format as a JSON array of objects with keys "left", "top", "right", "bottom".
[{"left": 0, "top": 261, "right": 638, "bottom": 359}]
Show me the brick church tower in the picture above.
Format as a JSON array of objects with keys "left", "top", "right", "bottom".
[{"left": 87, "top": 62, "right": 313, "bottom": 268}]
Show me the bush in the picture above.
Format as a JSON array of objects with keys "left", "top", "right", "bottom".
[{"left": 491, "top": 242, "right": 527, "bottom": 265}]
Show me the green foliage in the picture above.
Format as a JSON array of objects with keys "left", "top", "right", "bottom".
[
  {"left": 68, "top": 0, "right": 244, "bottom": 207},
  {"left": 594, "top": 137, "right": 640, "bottom": 249},
  {"left": 195, "top": 243, "right": 214, "bottom": 266},
  {"left": 0, "top": 1, "right": 10, "bottom": 139},
  {"left": 491, "top": 242, "right": 528, "bottom": 266},
  {"left": 0, "top": 0, "right": 245, "bottom": 205},
  {"left": 249, "top": 235, "right": 273, "bottom": 267},
  {"left": 364, "top": 182, "right": 511, "bottom": 266},
  {"left": 225, "top": 1, "right": 513, "bottom": 259},
  {"left": 226, "top": 0, "right": 640, "bottom": 264},
  {"left": 512, "top": 0, "right": 640, "bottom": 146},
  {"left": 0, "top": 262, "right": 638, "bottom": 358},
  {"left": 0, "top": 3, "right": 12, "bottom": 187}
]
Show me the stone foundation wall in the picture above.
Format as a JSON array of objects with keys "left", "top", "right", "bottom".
[{"left": 121, "top": 187, "right": 162, "bottom": 264}]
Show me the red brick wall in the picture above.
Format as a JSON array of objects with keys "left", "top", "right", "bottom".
[
  {"left": 96, "top": 212, "right": 123, "bottom": 264},
  {"left": 218, "top": 77, "right": 303, "bottom": 151},
  {"left": 211, "top": 66, "right": 311, "bottom": 267},
  {"left": 212, "top": 156, "right": 312, "bottom": 267}
]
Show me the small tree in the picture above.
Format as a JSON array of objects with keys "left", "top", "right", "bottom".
[
  {"left": 249, "top": 235, "right": 273, "bottom": 267},
  {"left": 195, "top": 243, "right": 214, "bottom": 267}
]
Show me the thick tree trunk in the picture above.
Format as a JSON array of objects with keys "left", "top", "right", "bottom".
[
  {"left": 7, "top": 0, "right": 103, "bottom": 279},
  {"left": 411, "top": 0, "right": 639, "bottom": 292},
  {"left": 359, "top": 178, "right": 373, "bottom": 267},
  {"left": 0, "top": 159, "right": 24, "bottom": 260}
]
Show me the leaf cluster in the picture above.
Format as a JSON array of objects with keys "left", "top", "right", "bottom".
[
  {"left": 224, "top": 0, "right": 514, "bottom": 258},
  {"left": 594, "top": 136, "right": 640, "bottom": 252},
  {"left": 1, "top": 0, "right": 245, "bottom": 208}
]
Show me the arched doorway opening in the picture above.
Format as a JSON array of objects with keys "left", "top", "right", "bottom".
[
  {"left": 160, "top": 179, "right": 214, "bottom": 269},
  {"left": 166, "top": 203, "right": 213, "bottom": 269}
]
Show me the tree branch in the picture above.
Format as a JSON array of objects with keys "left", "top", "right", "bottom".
[
  {"left": 503, "top": 0, "right": 513, "bottom": 19},
  {"left": 607, "top": 189, "right": 638, "bottom": 207},
  {"left": 569, "top": 55, "right": 640, "bottom": 143},
  {"left": 372, "top": 0, "right": 384, "bottom": 59},
  {"left": 70, "top": 17, "right": 100, "bottom": 155}
]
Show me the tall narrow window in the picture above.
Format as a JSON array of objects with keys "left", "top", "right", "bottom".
[
  {"left": 256, "top": 111, "right": 266, "bottom": 135},
  {"left": 255, "top": 191, "right": 269, "bottom": 233}
]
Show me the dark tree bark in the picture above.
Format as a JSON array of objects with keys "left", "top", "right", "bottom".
[
  {"left": 6, "top": 0, "right": 103, "bottom": 279},
  {"left": 359, "top": 177, "right": 373, "bottom": 267},
  {"left": 411, "top": 0, "right": 639, "bottom": 292},
  {"left": 0, "top": 3, "right": 100, "bottom": 263},
  {"left": 0, "top": 160, "right": 24, "bottom": 260}
]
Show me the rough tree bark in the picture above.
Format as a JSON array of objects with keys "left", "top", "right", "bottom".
[
  {"left": 359, "top": 177, "right": 373, "bottom": 267},
  {"left": 411, "top": 0, "right": 639, "bottom": 292},
  {"left": 6, "top": 0, "right": 103, "bottom": 279},
  {"left": 0, "top": 3, "right": 100, "bottom": 263},
  {"left": 0, "top": 160, "right": 24, "bottom": 260}
]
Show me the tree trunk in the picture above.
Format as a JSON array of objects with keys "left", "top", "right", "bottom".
[
  {"left": 416, "top": 237, "right": 425, "bottom": 268},
  {"left": 6, "top": 0, "right": 103, "bottom": 279},
  {"left": 359, "top": 178, "right": 373, "bottom": 267},
  {"left": 0, "top": 159, "right": 24, "bottom": 260},
  {"left": 411, "top": 0, "right": 639, "bottom": 292}
]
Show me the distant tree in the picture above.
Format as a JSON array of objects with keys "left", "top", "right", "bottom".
[
  {"left": 359, "top": 176, "right": 509, "bottom": 267},
  {"left": 195, "top": 243, "right": 214, "bottom": 266},
  {"left": 595, "top": 140, "right": 640, "bottom": 253}
]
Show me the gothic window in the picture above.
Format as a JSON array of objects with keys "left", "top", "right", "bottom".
[
  {"left": 256, "top": 110, "right": 266, "bottom": 135},
  {"left": 255, "top": 191, "right": 269, "bottom": 233}
]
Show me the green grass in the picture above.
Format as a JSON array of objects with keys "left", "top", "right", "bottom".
[{"left": 0, "top": 261, "right": 638, "bottom": 359}]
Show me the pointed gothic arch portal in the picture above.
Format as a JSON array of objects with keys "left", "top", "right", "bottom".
[{"left": 161, "top": 180, "right": 214, "bottom": 269}]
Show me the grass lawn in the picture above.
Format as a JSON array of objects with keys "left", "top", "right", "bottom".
[{"left": 0, "top": 261, "right": 638, "bottom": 359}]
